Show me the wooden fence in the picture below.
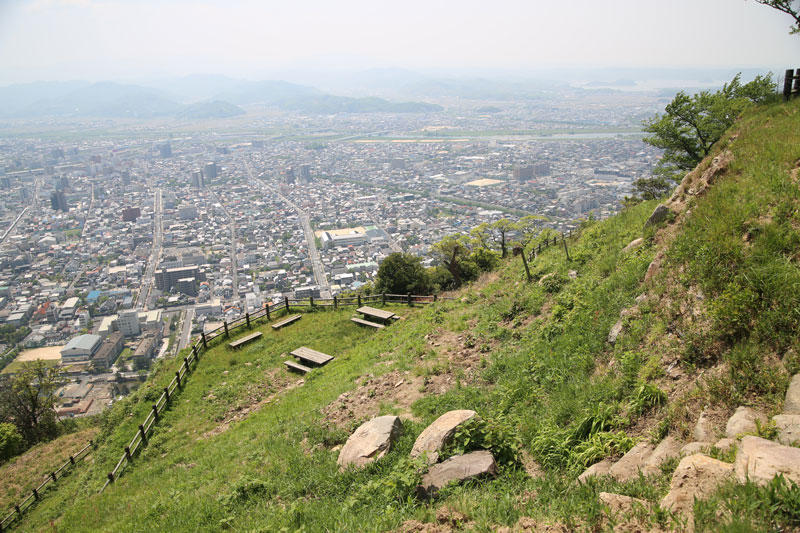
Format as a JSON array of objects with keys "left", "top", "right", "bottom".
[
  {"left": 784, "top": 68, "right": 800, "bottom": 100},
  {"left": 0, "top": 440, "right": 94, "bottom": 531}
]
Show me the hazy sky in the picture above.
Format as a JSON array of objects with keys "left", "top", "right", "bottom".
[{"left": 1, "top": 0, "right": 799, "bottom": 84}]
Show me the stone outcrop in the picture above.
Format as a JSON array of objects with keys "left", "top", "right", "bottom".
[
  {"left": 725, "top": 406, "right": 766, "bottom": 438},
  {"left": 693, "top": 409, "right": 715, "bottom": 442},
  {"left": 642, "top": 436, "right": 682, "bottom": 476},
  {"left": 337, "top": 415, "right": 402, "bottom": 469},
  {"left": 411, "top": 410, "right": 476, "bottom": 464},
  {"left": 609, "top": 441, "right": 654, "bottom": 482},
  {"left": 660, "top": 454, "right": 734, "bottom": 523},
  {"left": 577, "top": 458, "right": 613, "bottom": 483},
  {"left": 622, "top": 238, "right": 644, "bottom": 253},
  {"left": 607, "top": 319, "right": 624, "bottom": 345},
  {"left": 773, "top": 414, "right": 800, "bottom": 446},
  {"left": 417, "top": 450, "right": 497, "bottom": 498},
  {"left": 734, "top": 435, "right": 800, "bottom": 485},
  {"left": 784, "top": 374, "right": 800, "bottom": 414},
  {"left": 645, "top": 205, "right": 671, "bottom": 227},
  {"left": 599, "top": 492, "right": 649, "bottom": 515},
  {"left": 680, "top": 442, "right": 712, "bottom": 457},
  {"left": 713, "top": 438, "right": 737, "bottom": 453}
]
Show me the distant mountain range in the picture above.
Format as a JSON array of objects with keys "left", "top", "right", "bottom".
[{"left": 0, "top": 77, "right": 443, "bottom": 119}]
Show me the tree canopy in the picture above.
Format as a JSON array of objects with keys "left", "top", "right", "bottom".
[
  {"left": 0, "top": 360, "right": 64, "bottom": 444},
  {"left": 754, "top": 0, "right": 800, "bottom": 33},
  {"left": 374, "top": 252, "right": 431, "bottom": 295},
  {"left": 635, "top": 73, "right": 776, "bottom": 199}
]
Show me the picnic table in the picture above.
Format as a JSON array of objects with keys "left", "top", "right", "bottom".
[
  {"left": 356, "top": 306, "right": 396, "bottom": 324},
  {"left": 290, "top": 346, "right": 334, "bottom": 366}
]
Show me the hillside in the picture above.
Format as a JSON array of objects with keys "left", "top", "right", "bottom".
[{"left": 9, "top": 98, "right": 800, "bottom": 531}]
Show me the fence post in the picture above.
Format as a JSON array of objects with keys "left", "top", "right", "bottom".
[
  {"left": 285, "top": 296, "right": 289, "bottom": 313},
  {"left": 785, "top": 69, "right": 795, "bottom": 100},
  {"left": 14, "top": 505, "right": 21, "bottom": 515},
  {"left": 407, "top": 293, "right": 412, "bottom": 307},
  {"left": 333, "top": 296, "right": 338, "bottom": 310},
  {"left": 794, "top": 68, "right": 800, "bottom": 97},
  {"left": 50, "top": 471, "right": 57, "bottom": 482},
  {"left": 433, "top": 294, "right": 437, "bottom": 303},
  {"left": 69, "top": 455, "right": 75, "bottom": 465},
  {"left": 266, "top": 305, "right": 271, "bottom": 321},
  {"left": 223, "top": 320, "right": 229, "bottom": 338},
  {"left": 537, "top": 242, "right": 541, "bottom": 254},
  {"left": 139, "top": 424, "right": 147, "bottom": 445},
  {"left": 246, "top": 312, "right": 250, "bottom": 328},
  {"left": 192, "top": 345, "right": 198, "bottom": 361},
  {"left": 357, "top": 294, "right": 362, "bottom": 307},
  {"left": 107, "top": 473, "right": 114, "bottom": 485},
  {"left": 164, "top": 386, "right": 170, "bottom": 401},
  {"left": 152, "top": 404, "right": 159, "bottom": 421},
  {"left": 175, "top": 371, "right": 181, "bottom": 388},
  {"left": 562, "top": 233, "right": 571, "bottom": 262},
  {"left": 201, "top": 331, "right": 207, "bottom": 350},
  {"left": 309, "top": 295, "right": 314, "bottom": 309},
  {"left": 183, "top": 357, "right": 190, "bottom": 372},
  {"left": 124, "top": 446, "right": 132, "bottom": 461},
  {"left": 382, "top": 293, "right": 386, "bottom": 305},
  {"left": 32, "top": 489, "right": 38, "bottom": 501}
]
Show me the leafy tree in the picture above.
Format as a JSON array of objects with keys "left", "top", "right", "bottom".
[
  {"left": 0, "top": 360, "right": 64, "bottom": 444},
  {"left": 637, "top": 73, "right": 776, "bottom": 199},
  {"left": 431, "top": 235, "right": 472, "bottom": 287},
  {"left": 0, "top": 422, "right": 23, "bottom": 462},
  {"left": 491, "top": 218, "right": 515, "bottom": 258},
  {"left": 753, "top": 0, "right": 800, "bottom": 33},
  {"left": 374, "top": 253, "right": 431, "bottom": 295}
]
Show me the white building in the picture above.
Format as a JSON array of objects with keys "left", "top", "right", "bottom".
[
  {"left": 60, "top": 334, "right": 102, "bottom": 363},
  {"left": 118, "top": 310, "right": 141, "bottom": 337}
]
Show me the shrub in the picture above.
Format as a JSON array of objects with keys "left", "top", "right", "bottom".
[
  {"left": 630, "top": 382, "right": 667, "bottom": 416},
  {"left": 444, "top": 416, "right": 522, "bottom": 467},
  {"left": 0, "top": 422, "right": 23, "bottom": 462}
]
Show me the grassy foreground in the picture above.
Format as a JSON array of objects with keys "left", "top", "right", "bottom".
[{"left": 12, "top": 98, "right": 800, "bottom": 532}]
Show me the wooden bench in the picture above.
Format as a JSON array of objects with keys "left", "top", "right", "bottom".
[
  {"left": 290, "top": 346, "right": 334, "bottom": 366},
  {"left": 351, "top": 317, "right": 385, "bottom": 330},
  {"left": 271, "top": 314, "right": 302, "bottom": 330},
  {"left": 356, "top": 306, "right": 397, "bottom": 324},
  {"left": 228, "top": 331, "right": 262, "bottom": 349},
  {"left": 284, "top": 360, "right": 312, "bottom": 374}
]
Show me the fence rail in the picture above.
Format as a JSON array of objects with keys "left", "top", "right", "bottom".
[
  {"left": 784, "top": 68, "right": 800, "bottom": 100},
  {"left": 0, "top": 440, "right": 94, "bottom": 531}
]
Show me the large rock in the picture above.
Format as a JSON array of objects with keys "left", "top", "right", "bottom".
[
  {"left": 713, "top": 438, "right": 737, "bottom": 454},
  {"left": 337, "top": 415, "right": 402, "bottom": 469},
  {"left": 773, "top": 414, "right": 800, "bottom": 446},
  {"left": 735, "top": 435, "right": 800, "bottom": 485},
  {"left": 622, "top": 238, "right": 644, "bottom": 253},
  {"left": 577, "top": 458, "right": 613, "bottom": 483},
  {"left": 693, "top": 409, "right": 715, "bottom": 442},
  {"left": 609, "top": 441, "right": 654, "bottom": 482},
  {"left": 411, "top": 410, "right": 476, "bottom": 464},
  {"left": 725, "top": 406, "right": 766, "bottom": 438},
  {"left": 642, "top": 436, "right": 682, "bottom": 476},
  {"left": 607, "top": 319, "right": 624, "bottom": 345},
  {"left": 417, "top": 450, "right": 497, "bottom": 498},
  {"left": 660, "top": 454, "right": 734, "bottom": 521},
  {"left": 680, "top": 442, "right": 712, "bottom": 457},
  {"left": 599, "top": 492, "right": 649, "bottom": 515},
  {"left": 645, "top": 205, "right": 671, "bottom": 227},
  {"left": 784, "top": 374, "right": 800, "bottom": 414}
]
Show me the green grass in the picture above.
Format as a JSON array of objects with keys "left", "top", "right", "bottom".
[{"left": 14, "top": 98, "right": 800, "bottom": 531}]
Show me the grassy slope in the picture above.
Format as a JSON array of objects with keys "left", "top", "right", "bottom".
[{"left": 15, "top": 98, "right": 800, "bottom": 532}]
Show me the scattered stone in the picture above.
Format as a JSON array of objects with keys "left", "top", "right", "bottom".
[
  {"left": 635, "top": 293, "right": 648, "bottom": 304},
  {"left": 773, "top": 414, "right": 800, "bottom": 446},
  {"left": 567, "top": 269, "right": 578, "bottom": 279},
  {"left": 411, "top": 410, "right": 477, "bottom": 464},
  {"left": 609, "top": 441, "right": 655, "bottom": 482},
  {"left": 644, "top": 251, "right": 665, "bottom": 283},
  {"left": 607, "top": 319, "right": 624, "bottom": 345},
  {"left": 713, "top": 438, "right": 737, "bottom": 454},
  {"left": 645, "top": 205, "right": 671, "bottom": 227},
  {"left": 784, "top": 374, "right": 800, "bottom": 414},
  {"left": 725, "top": 406, "right": 767, "bottom": 438},
  {"left": 577, "top": 458, "right": 613, "bottom": 483},
  {"left": 735, "top": 435, "right": 800, "bottom": 485},
  {"left": 338, "top": 415, "right": 402, "bottom": 469},
  {"left": 623, "top": 237, "right": 644, "bottom": 253},
  {"left": 417, "top": 450, "right": 497, "bottom": 498},
  {"left": 537, "top": 273, "right": 555, "bottom": 286},
  {"left": 680, "top": 442, "right": 711, "bottom": 457},
  {"left": 660, "top": 454, "right": 734, "bottom": 521},
  {"left": 693, "top": 409, "right": 715, "bottom": 442},
  {"left": 599, "top": 492, "right": 649, "bottom": 515},
  {"left": 642, "top": 436, "right": 682, "bottom": 476}
]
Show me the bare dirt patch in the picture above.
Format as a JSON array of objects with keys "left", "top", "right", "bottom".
[
  {"left": 201, "top": 369, "right": 303, "bottom": 439},
  {"left": 322, "top": 370, "right": 425, "bottom": 427}
]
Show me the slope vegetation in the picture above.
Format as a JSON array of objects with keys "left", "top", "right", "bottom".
[{"left": 14, "top": 98, "right": 800, "bottom": 532}]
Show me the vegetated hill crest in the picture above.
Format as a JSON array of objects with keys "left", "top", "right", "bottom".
[{"left": 7, "top": 99, "right": 800, "bottom": 532}]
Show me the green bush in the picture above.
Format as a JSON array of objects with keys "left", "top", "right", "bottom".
[
  {"left": 0, "top": 422, "right": 24, "bottom": 462},
  {"left": 444, "top": 416, "right": 522, "bottom": 467}
]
